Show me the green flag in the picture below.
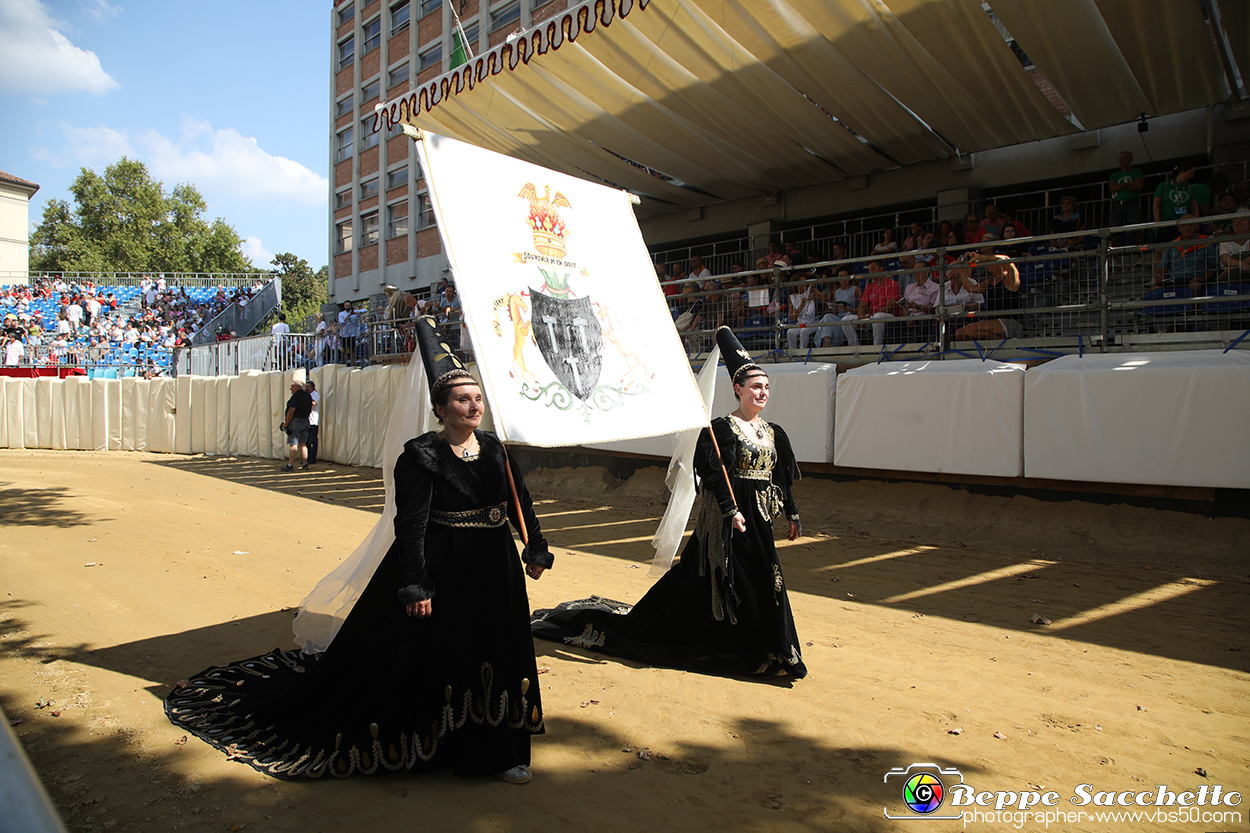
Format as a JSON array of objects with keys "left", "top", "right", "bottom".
[{"left": 450, "top": 29, "right": 469, "bottom": 69}]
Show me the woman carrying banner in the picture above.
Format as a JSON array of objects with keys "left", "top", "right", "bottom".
[
  {"left": 532, "top": 326, "right": 807, "bottom": 680},
  {"left": 166, "top": 317, "right": 555, "bottom": 783}
]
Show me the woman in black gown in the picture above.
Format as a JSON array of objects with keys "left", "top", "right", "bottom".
[
  {"left": 165, "top": 318, "right": 555, "bottom": 782},
  {"left": 532, "top": 327, "right": 807, "bottom": 679}
]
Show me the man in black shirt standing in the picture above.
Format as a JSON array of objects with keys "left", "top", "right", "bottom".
[{"left": 279, "top": 378, "right": 314, "bottom": 471}]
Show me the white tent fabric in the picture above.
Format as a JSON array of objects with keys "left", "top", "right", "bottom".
[
  {"left": 384, "top": 0, "right": 1233, "bottom": 215},
  {"left": 1024, "top": 351, "right": 1250, "bottom": 489},
  {"left": 835, "top": 359, "right": 1025, "bottom": 477}
]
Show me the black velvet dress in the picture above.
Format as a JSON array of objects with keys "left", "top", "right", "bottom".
[
  {"left": 531, "top": 417, "right": 807, "bottom": 679},
  {"left": 165, "top": 431, "right": 553, "bottom": 779}
]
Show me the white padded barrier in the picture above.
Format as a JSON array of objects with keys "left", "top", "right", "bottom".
[
  {"left": 34, "top": 378, "right": 53, "bottom": 449},
  {"left": 174, "top": 376, "right": 192, "bottom": 454},
  {"left": 589, "top": 361, "right": 839, "bottom": 464},
  {"left": 230, "top": 371, "right": 262, "bottom": 458},
  {"left": 214, "top": 377, "right": 231, "bottom": 455},
  {"left": 149, "top": 378, "right": 177, "bottom": 454},
  {"left": 1024, "top": 350, "right": 1250, "bottom": 489},
  {"left": 20, "top": 379, "right": 37, "bottom": 449},
  {"left": 267, "top": 370, "right": 286, "bottom": 458},
  {"left": 835, "top": 359, "right": 1026, "bottom": 477},
  {"left": 50, "top": 377, "right": 69, "bottom": 450},
  {"left": 0, "top": 378, "right": 8, "bottom": 448}
]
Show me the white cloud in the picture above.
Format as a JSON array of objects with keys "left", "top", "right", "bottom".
[
  {"left": 242, "top": 236, "right": 274, "bottom": 267},
  {"left": 78, "top": 0, "right": 121, "bottom": 22},
  {"left": 49, "top": 118, "right": 328, "bottom": 205},
  {"left": 0, "top": 0, "right": 118, "bottom": 94}
]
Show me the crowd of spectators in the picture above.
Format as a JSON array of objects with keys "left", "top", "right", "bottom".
[
  {"left": 0, "top": 274, "right": 269, "bottom": 370},
  {"left": 656, "top": 152, "right": 1250, "bottom": 352}
]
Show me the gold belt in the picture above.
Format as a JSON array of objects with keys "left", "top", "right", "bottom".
[
  {"left": 736, "top": 469, "right": 772, "bottom": 481},
  {"left": 430, "top": 502, "right": 508, "bottom": 528}
]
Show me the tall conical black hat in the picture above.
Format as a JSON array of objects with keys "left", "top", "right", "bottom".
[
  {"left": 716, "top": 326, "right": 763, "bottom": 385},
  {"left": 415, "top": 316, "right": 476, "bottom": 403}
]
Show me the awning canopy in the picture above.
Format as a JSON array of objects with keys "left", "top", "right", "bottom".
[{"left": 384, "top": 0, "right": 1242, "bottom": 217}]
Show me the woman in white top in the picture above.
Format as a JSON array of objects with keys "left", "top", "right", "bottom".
[
  {"left": 871, "top": 228, "right": 899, "bottom": 257},
  {"left": 786, "top": 278, "right": 824, "bottom": 350},
  {"left": 313, "top": 313, "right": 327, "bottom": 366}
]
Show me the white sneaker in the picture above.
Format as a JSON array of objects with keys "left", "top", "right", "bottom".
[{"left": 498, "top": 765, "right": 532, "bottom": 784}]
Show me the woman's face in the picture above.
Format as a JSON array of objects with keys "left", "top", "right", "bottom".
[
  {"left": 883, "top": 229, "right": 894, "bottom": 241},
  {"left": 734, "top": 372, "right": 770, "bottom": 413},
  {"left": 1003, "top": 226, "right": 1017, "bottom": 239},
  {"left": 437, "top": 384, "right": 485, "bottom": 431}
]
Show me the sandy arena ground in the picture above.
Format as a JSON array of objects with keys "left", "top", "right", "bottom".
[{"left": 1, "top": 448, "right": 1247, "bottom": 833}]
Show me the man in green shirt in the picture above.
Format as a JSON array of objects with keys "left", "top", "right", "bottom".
[{"left": 1109, "top": 151, "right": 1144, "bottom": 244}]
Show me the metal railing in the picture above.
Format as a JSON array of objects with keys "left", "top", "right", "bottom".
[
  {"left": 177, "top": 332, "right": 318, "bottom": 377},
  {"left": 0, "top": 271, "right": 268, "bottom": 289},
  {"left": 664, "top": 215, "right": 1250, "bottom": 362},
  {"left": 189, "top": 279, "right": 282, "bottom": 346}
]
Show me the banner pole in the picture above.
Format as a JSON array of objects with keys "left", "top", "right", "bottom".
[
  {"left": 704, "top": 422, "right": 739, "bottom": 518},
  {"left": 502, "top": 442, "right": 528, "bottom": 546}
]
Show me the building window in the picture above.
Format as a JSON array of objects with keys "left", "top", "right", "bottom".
[
  {"left": 336, "top": 127, "right": 354, "bottom": 162},
  {"left": 391, "top": 0, "right": 410, "bottom": 34},
  {"left": 336, "top": 93, "right": 354, "bottom": 118},
  {"left": 362, "top": 16, "right": 382, "bottom": 54},
  {"left": 361, "top": 78, "right": 380, "bottom": 102},
  {"left": 338, "top": 35, "right": 355, "bottom": 71},
  {"left": 359, "top": 116, "right": 380, "bottom": 151},
  {"left": 490, "top": 1, "right": 520, "bottom": 32},
  {"left": 416, "top": 191, "right": 435, "bottom": 229},
  {"left": 387, "top": 165, "right": 408, "bottom": 190},
  {"left": 335, "top": 190, "right": 352, "bottom": 210},
  {"left": 361, "top": 211, "right": 380, "bottom": 246},
  {"left": 419, "top": 0, "right": 440, "bottom": 17},
  {"left": 388, "top": 62, "right": 409, "bottom": 89},
  {"left": 419, "top": 44, "right": 441, "bottom": 73},
  {"left": 360, "top": 178, "right": 380, "bottom": 200},
  {"left": 337, "top": 219, "right": 354, "bottom": 253},
  {"left": 461, "top": 21, "right": 479, "bottom": 48},
  {"left": 388, "top": 202, "right": 409, "bottom": 238},
  {"left": 338, "top": 3, "right": 355, "bottom": 25}
]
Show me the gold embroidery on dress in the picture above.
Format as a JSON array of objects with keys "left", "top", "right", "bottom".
[
  {"left": 773, "top": 563, "right": 783, "bottom": 592},
  {"left": 563, "top": 623, "right": 606, "bottom": 648}
]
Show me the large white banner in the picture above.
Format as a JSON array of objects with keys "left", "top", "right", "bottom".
[{"left": 416, "top": 131, "right": 707, "bottom": 446}]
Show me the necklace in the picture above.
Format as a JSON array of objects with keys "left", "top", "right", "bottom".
[
  {"left": 733, "top": 413, "right": 766, "bottom": 439},
  {"left": 445, "top": 434, "right": 477, "bottom": 458}
]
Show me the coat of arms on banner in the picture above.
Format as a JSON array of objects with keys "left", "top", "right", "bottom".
[{"left": 491, "top": 183, "right": 653, "bottom": 420}]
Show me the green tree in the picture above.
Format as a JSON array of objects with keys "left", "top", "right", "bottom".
[
  {"left": 30, "top": 157, "right": 254, "bottom": 274},
  {"left": 270, "top": 252, "right": 328, "bottom": 329}
]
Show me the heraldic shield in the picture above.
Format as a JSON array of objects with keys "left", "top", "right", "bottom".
[{"left": 529, "top": 289, "right": 604, "bottom": 401}]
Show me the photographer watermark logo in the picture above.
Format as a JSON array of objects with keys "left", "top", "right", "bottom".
[{"left": 884, "top": 763, "right": 965, "bottom": 820}]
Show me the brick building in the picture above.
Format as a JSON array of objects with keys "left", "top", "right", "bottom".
[{"left": 328, "top": 0, "right": 569, "bottom": 304}]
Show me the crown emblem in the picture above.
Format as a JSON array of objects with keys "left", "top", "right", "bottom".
[{"left": 518, "top": 182, "right": 571, "bottom": 258}]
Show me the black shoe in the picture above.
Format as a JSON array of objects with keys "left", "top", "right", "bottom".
[
  {"left": 300, "top": 463, "right": 309, "bottom": 470},
  {"left": 281, "top": 464, "right": 294, "bottom": 472}
]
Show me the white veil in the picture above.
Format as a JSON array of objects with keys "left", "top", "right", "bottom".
[
  {"left": 292, "top": 349, "right": 439, "bottom": 654},
  {"left": 648, "top": 344, "right": 720, "bottom": 576}
]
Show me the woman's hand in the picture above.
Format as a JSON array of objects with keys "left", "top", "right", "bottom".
[
  {"left": 732, "top": 512, "right": 746, "bottom": 533},
  {"left": 525, "top": 563, "right": 545, "bottom": 580},
  {"left": 406, "top": 599, "right": 432, "bottom": 618},
  {"left": 787, "top": 519, "right": 801, "bottom": 541}
]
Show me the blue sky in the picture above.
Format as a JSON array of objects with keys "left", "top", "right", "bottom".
[{"left": 0, "top": 0, "right": 331, "bottom": 271}]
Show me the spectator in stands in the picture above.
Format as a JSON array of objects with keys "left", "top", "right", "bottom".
[
  {"left": 338, "top": 300, "right": 362, "bottom": 365},
  {"left": 1210, "top": 193, "right": 1241, "bottom": 236},
  {"left": 657, "top": 262, "right": 678, "bottom": 298},
  {"left": 313, "top": 313, "right": 327, "bottom": 366},
  {"left": 1153, "top": 214, "right": 1219, "bottom": 296},
  {"left": 871, "top": 228, "right": 899, "bottom": 257},
  {"left": 279, "top": 378, "right": 313, "bottom": 471},
  {"left": 786, "top": 275, "right": 824, "bottom": 350},
  {"left": 1217, "top": 209, "right": 1250, "bottom": 282},
  {"left": 442, "top": 285, "right": 465, "bottom": 351},
  {"left": 1049, "top": 196, "right": 1086, "bottom": 249},
  {"left": 902, "top": 265, "right": 940, "bottom": 341},
  {"left": 1108, "top": 151, "right": 1145, "bottom": 245},
  {"left": 980, "top": 204, "right": 1005, "bottom": 239},
  {"left": 1154, "top": 160, "right": 1199, "bottom": 230},
  {"left": 999, "top": 225, "right": 1027, "bottom": 258},
  {"left": 271, "top": 312, "right": 291, "bottom": 370},
  {"left": 963, "top": 212, "right": 985, "bottom": 245},
  {"left": 937, "top": 220, "right": 955, "bottom": 245},
  {"left": 3, "top": 331, "right": 23, "bottom": 366},
  {"left": 903, "top": 222, "right": 926, "bottom": 251},
  {"left": 65, "top": 297, "right": 83, "bottom": 335},
  {"left": 764, "top": 240, "right": 786, "bottom": 267},
  {"left": 305, "top": 380, "right": 320, "bottom": 465},
  {"left": 1000, "top": 209, "right": 1031, "bottom": 240},
  {"left": 817, "top": 271, "right": 861, "bottom": 347},
  {"left": 954, "top": 245, "right": 1022, "bottom": 340},
  {"left": 688, "top": 255, "right": 712, "bottom": 282},
  {"left": 847, "top": 260, "right": 903, "bottom": 346}
]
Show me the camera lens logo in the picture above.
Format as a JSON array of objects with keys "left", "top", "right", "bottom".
[
  {"left": 883, "top": 763, "right": 964, "bottom": 820},
  {"left": 903, "top": 772, "right": 945, "bottom": 814}
]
